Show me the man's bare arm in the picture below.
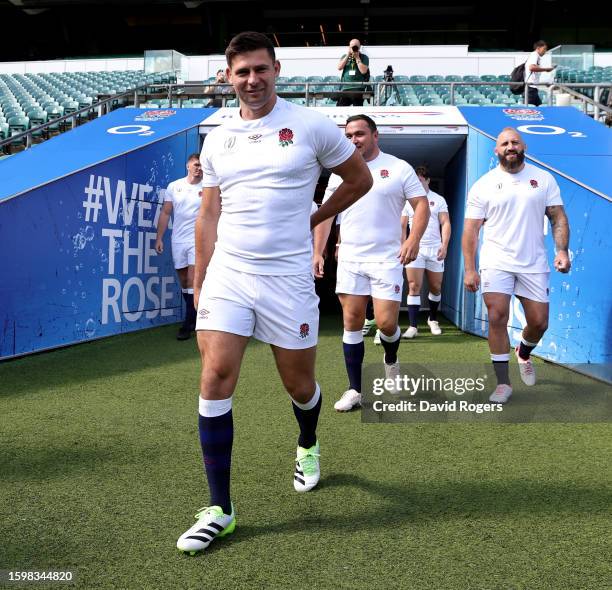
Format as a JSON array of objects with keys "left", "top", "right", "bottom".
[
  {"left": 461, "top": 217, "right": 484, "bottom": 291},
  {"left": 312, "top": 217, "right": 334, "bottom": 278},
  {"left": 310, "top": 151, "right": 372, "bottom": 230},
  {"left": 398, "top": 196, "right": 428, "bottom": 264},
  {"left": 193, "top": 187, "right": 221, "bottom": 306},
  {"left": 155, "top": 201, "right": 173, "bottom": 253},
  {"left": 546, "top": 205, "right": 571, "bottom": 273},
  {"left": 437, "top": 211, "right": 451, "bottom": 260}
]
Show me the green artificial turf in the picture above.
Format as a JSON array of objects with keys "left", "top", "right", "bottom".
[{"left": 1, "top": 315, "right": 610, "bottom": 589}]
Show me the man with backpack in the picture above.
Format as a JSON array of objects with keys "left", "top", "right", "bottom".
[{"left": 524, "top": 40, "right": 557, "bottom": 106}]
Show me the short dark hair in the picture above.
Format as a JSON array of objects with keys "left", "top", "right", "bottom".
[
  {"left": 415, "top": 165, "right": 430, "bottom": 179},
  {"left": 187, "top": 153, "right": 200, "bottom": 163},
  {"left": 534, "top": 40, "right": 548, "bottom": 50},
  {"left": 225, "top": 31, "right": 276, "bottom": 66},
  {"left": 345, "top": 114, "right": 377, "bottom": 133}
]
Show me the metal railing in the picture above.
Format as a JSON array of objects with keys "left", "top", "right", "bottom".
[
  {"left": 3, "top": 80, "right": 611, "bottom": 153},
  {"left": 0, "top": 84, "right": 150, "bottom": 151}
]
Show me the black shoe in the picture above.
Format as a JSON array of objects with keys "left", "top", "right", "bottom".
[{"left": 176, "top": 325, "right": 191, "bottom": 340}]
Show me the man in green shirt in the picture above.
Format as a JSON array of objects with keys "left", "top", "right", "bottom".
[{"left": 337, "top": 39, "right": 370, "bottom": 107}]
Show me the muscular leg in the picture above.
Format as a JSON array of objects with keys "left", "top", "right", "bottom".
[
  {"left": 516, "top": 296, "right": 549, "bottom": 359},
  {"left": 425, "top": 270, "right": 443, "bottom": 321},
  {"left": 372, "top": 298, "right": 401, "bottom": 364},
  {"left": 177, "top": 266, "right": 197, "bottom": 334},
  {"left": 271, "top": 344, "right": 321, "bottom": 449},
  {"left": 405, "top": 267, "right": 424, "bottom": 328},
  {"left": 338, "top": 294, "right": 369, "bottom": 393},
  {"left": 483, "top": 292, "right": 511, "bottom": 386},
  {"left": 196, "top": 330, "right": 249, "bottom": 513}
]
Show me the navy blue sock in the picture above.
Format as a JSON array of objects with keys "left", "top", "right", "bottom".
[
  {"left": 292, "top": 387, "right": 322, "bottom": 449},
  {"left": 182, "top": 292, "right": 196, "bottom": 327},
  {"left": 365, "top": 298, "right": 375, "bottom": 321},
  {"left": 518, "top": 339, "right": 537, "bottom": 360},
  {"left": 380, "top": 329, "right": 401, "bottom": 364},
  {"left": 428, "top": 297, "right": 440, "bottom": 321},
  {"left": 343, "top": 341, "right": 364, "bottom": 392},
  {"left": 198, "top": 410, "right": 233, "bottom": 514},
  {"left": 407, "top": 305, "right": 419, "bottom": 328}
]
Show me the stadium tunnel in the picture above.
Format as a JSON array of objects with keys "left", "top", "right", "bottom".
[{"left": 0, "top": 105, "right": 610, "bottom": 382}]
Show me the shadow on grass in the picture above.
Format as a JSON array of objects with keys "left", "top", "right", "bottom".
[
  {"left": 228, "top": 472, "right": 611, "bottom": 545},
  {"left": 0, "top": 314, "right": 482, "bottom": 400},
  {"left": 0, "top": 444, "right": 121, "bottom": 481}
]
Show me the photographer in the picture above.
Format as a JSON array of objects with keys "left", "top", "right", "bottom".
[
  {"left": 379, "top": 65, "right": 398, "bottom": 105},
  {"left": 336, "top": 38, "right": 370, "bottom": 106}
]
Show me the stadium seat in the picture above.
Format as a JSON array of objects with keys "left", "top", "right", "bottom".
[{"left": 7, "top": 115, "right": 29, "bottom": 144}]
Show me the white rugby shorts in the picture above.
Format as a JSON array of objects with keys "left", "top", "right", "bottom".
[
  {"left": 171, "top": 240, "right": 195, "bottom": 270},
  {"left": 196, "top": 262, "right": 319, "bottom": 349},
  {"left": 405, "top": 245, "right": 444, "bottom": 272},
  {"left": 480, "top": 268, "right": 550, "bottom": 303},
  {"left": 336, "top": 261, "right": 403, "bottom": 301}
]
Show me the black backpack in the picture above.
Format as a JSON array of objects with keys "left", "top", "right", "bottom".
[{"left": 509, "top": 62, "right": 527, "bottom": 95}]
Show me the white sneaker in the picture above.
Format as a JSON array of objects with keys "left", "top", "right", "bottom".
[
  {"left": 383, "top": 355, "right": 401, "bottom": 394},
  {"left": 177, "top": 504, "right": 236, "bottom": 554},
  {"left": 373, "top": 329, "right": 381, "bottom": 345},
  {"left": 334, "top": 389, "right": 361, "bottom": 411},
  {"left": 427, "top": 319, "right": 442, "bottom": 335},
  {"left": 515, "top": 346, "right": 536, "bottom": 386},
  {"left": 402, "top": 326, "right": 418, "bottom": 339},
  {"left": 488, "top": 384, "right": 513, "bottom": 404},
  {"left": 362, "top": 318, "right": 377, "bottom": 336},
  {"left": 294, "top": 441, "right": 320, "bottom": 492}
]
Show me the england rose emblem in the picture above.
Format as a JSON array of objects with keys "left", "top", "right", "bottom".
[
  {"left": 299, "top": 323, "right": 310, "bottom": 338},
  {"left": 530, "top": 179, "right": 539, "bottom": 188},
  {"left": 380, "top": 169, "right": 389, "bottom": 178},
  {"left": 279, "top": 128, "right": 294, "bottom": 147}
]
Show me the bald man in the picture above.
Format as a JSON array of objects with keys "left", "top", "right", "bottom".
[
  {"left": 462, "top": 127, "right": 570, "bottom": 404},
  {"left": 336, "top": 38, "right": 370, "bottom": 107}
]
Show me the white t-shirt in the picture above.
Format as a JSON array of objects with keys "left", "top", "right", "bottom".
[
  {"left": 525, "top": 50, "right": 542, "bottom": 86},
  {"left": 465, "top": 162, "right": 563, "bottom": 273},
  {"left": 200, "top": 97, "right": 354, "bottom": 275},
  {"left": 324, "top": 151, "right": 424, "bottom": 262},
  {"left": 402, "top": 189, "right": 448, "bottom": 247},
  {"left": 163, "top": 176, "right": 203, "bottom": 244}
]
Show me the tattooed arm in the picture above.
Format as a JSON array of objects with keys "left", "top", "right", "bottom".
[{"left": 545, "top": 205, "right": 571, "bottom": 273}]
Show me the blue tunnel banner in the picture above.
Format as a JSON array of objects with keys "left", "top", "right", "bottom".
[
  {"left": 0, "top": 108, "right": 208, "bottom": 358},
  {"left": 452, "top": 106, "right": 612, "bottom": 381}
]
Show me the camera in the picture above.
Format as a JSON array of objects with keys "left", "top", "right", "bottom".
[
  {"left": 351, "top": 45, "right": 360, "bottom": 52},
  {"left": 383, "top": 65, "right": 394, "bottom": 82}
]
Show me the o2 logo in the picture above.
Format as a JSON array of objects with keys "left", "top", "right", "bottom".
[
  {"left": 516, "top": 124, "right": 586, "bottom": 138},
  {"left": 107, "top": 125, "right": 155, "bottom": 137}
]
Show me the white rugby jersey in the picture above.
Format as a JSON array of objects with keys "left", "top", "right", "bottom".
[
  {"left": 200, "top": 97, "right": 354, "bottom": 275},
  {"left": 163, "top": 176, "right": 204, "bottom": 244},
  {"left": 525, "top": 50, "right": 542, "bottom": 86},
  {"left": 402, "top": 189, "right": 448, "bottom": 247},
  {"left": 324, "top": 151, "right": 424, "bottom": 262},
  {"left": 465, "top": 162, "right": 563, "bottom": 273}
]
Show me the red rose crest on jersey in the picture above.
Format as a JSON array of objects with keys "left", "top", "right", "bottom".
[
  {"left": 279, "top": 128, "right": 294, "bottom": 147},
  {"left": 380, "top": 169, "right": 390, "bottom": 178},
  {"left": 430, "top": 201, "right": 435, "bottom": 206},
  {"left": 530, "top": 179, "right": 539, "bottom": 188},
  {"left": 394, "top": 284, "right": 400, "bottom": 294},
  {"left": 299, "top": 323, "right": 310, "bottom": 338}
]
